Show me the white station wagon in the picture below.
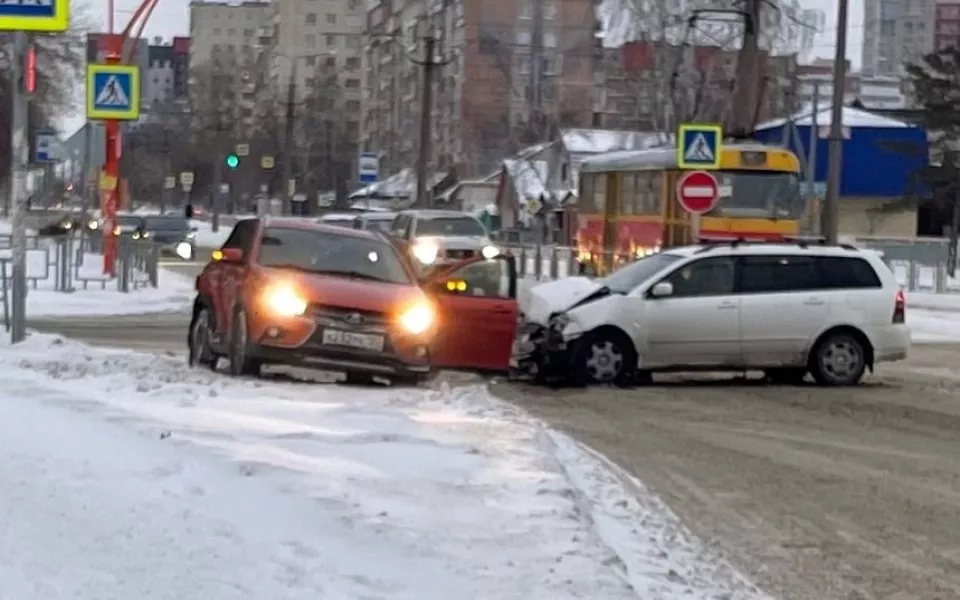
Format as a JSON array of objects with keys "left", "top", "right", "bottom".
[{"left": 514, "top": 241, "right": 910, "bottom": 386}]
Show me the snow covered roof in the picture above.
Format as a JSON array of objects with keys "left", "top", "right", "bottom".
[
  {"left": 560, "top": 129, "right": 666, "bottom": 154},
  {"left": 756, "top": 105, "right": 914, "bottom": 131},
  {"left": 349, "top": 169, "right": 447, "bottom": 200},
  {"left": 503, "top": 159, "right": 548, "bottom": 202}
]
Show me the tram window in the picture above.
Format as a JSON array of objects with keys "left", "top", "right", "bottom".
[
  {"left": 620, "top": 173, "right": 638, "bottom": 214},
  {"left": 580, "top": 175, "right": 594, "bottom": 210},
  {"left": 593, "top": 174, "right": 606, "bottom": 212},
  {"left": 637, "top": 172, "right": 659, "bottom": 214}
]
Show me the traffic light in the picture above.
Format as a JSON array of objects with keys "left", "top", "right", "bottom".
[{"left": 225, "top": 154, "right": 239, "bottom": 169}]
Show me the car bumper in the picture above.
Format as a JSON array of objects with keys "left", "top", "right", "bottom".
[
  {"left": 251, "top": 326, "right": 431, "bottom": 377},
  {"left": 874, "top": 324, "right": 910, "bottom": 363},
  {"left": 510, "top": 320, "right": 574, "bottom": 380}
]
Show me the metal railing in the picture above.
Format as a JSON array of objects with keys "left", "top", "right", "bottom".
[
  {"left": 503, "top": 236, "right": 960, "bottom": 295},
  {"left": 0, "top": 233, "right": 160, "bottom": 331}
]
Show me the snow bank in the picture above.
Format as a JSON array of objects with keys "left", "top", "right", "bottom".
[{"left": 0, "top": 335, "right": 767, "bottom": 600}]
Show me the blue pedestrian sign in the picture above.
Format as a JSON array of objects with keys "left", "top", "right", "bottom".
[
  {"left": 0, "top": 0, "right": 69, "bottom": 32},
  {"left": 358, "top": 151, "right": 380, "bottom": 185},
  {"left": 35, "top": 129, "right": 56, "bottom": 163},
  {"left": 86, "top": 64, "right": 141, "bottom": 121},
  {"left": 677, "top": 123, "right": 723, "bottom": 170}
]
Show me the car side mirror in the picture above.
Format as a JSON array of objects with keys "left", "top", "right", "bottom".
[
  {"left": 212, "top": 247, "right": 244, "bottom": 263},
  {"left": 650, "top": 281, "right": 674, "bottom": 298}
]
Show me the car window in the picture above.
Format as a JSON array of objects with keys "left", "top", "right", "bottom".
[
  {"left": 602, "top": 253, "right": 684, "bottom": 294},
  {"left": 366, "top": 217, "right": 394, "bottom": 233},
  {"left": 415, "top": 216, "right": 487, "bottom": 237},
  {"left": 257, "top": 227, "right": 412, "bottom": 285},
  {"left": 441, "top": 259, "right": 513, "bottom": 298},
  {"left": 222, "top": 219, "right": 258, "bottom": 253},
  {"left": 661, "top": 257, "right": 736, "bottom": 298},
  {"left": 817, "top": 256, "right": 882, "bottom": 289},
  {"left": 739, "top": 255, "right": 821, "bottom": 293}
]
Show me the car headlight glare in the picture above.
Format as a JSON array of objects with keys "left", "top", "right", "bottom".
[
  {"left": 263, "top": 286, "right": 308, "bottom": 317},
  {"left": 481, "top": 245, "right": 499, "bottom": 259},
  {"left": 411, "top": 241, "right": 439, "bottom": 265},
  {"left": 87, "top": 220, "right": 98, "bottom": 230},
  {"left": 175, "top": 241, "right": 193, "bottom": 260},
  {"left": 398, "top": 303, "right": 433, "bottom": 335}
]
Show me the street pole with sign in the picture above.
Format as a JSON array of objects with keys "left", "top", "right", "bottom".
[{"left": 2, "top": 0, "right": 68, "bottom": 344}]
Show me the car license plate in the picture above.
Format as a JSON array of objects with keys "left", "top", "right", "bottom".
[{"left": 322, "top": 329, "right": 384, "bottom": 352}]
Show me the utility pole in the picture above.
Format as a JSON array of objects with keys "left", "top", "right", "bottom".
[
  {"left": 730, "top": 0, "right": 763, "bottom": 137},
  {"left": 8, "top": 32, "right": 29, "bottom": 344},
  {"left": 808, "top": 81, "right": 820, "bottom": 234},
  {"left": 415, "top": 35, "right": 437, "bottom": 209},
  {"left": 530, "top": 0, "right": 544, "bottom": 138},
  {"left": 281, "top": 59, "right": 298, "bottom": 216},
  {"left": 823, "top": 0, "right": 850, "bottom": 245}
]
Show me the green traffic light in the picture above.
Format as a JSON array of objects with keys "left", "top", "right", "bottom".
[{"left": 225, "top": 154, "right": 239, "bottom": 169}]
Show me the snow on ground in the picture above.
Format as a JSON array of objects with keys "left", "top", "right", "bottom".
[
  {"left": 191, "top": 219, "right": 233, "bottom": 249},
  {"left": 0, "top": 334, "right": 766, "bottom": 600}
]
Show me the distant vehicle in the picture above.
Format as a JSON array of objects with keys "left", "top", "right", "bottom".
[
  {"left": 515, "top": 241, "right": 910, "bottom": 387},
  {"left": 187, "top": 217, "right": 519, "bottom": 382},
  {"left": 353, "top": 211, "right": 396, "bottom": 233},
  {"left": 142, "top": 215, "right": 196, "bottom": 260},
  {"left": 387, "top": 209, "right": 499, "bottom": 271},
  {"left": 315, "top": 213, "right": 358, "bottom": 228}
]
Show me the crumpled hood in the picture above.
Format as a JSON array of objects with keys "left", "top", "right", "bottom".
[
  {"left": 522, "top": 277, "right": 605, "bottom": 324},
  {"left": 416, "top": 235, "right": 491, "bottom": 250}
]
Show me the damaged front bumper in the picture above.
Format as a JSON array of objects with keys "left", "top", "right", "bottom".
[{"left": 509, "top": 317, "right": 578, "bottom": 382}]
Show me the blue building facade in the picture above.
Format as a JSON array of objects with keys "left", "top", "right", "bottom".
[{"left": 753, "top": 106, "right": 929, "bottom": 199}]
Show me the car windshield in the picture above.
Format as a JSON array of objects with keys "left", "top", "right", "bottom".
[
  {"left": 143, "top": 216, "right": 189, "bottom": 231},
  {"left": 416, "top": 216, "right": 487, "bottom": 237},
  {"left": 362, "top": 216, "right": 395, "bottom": 232},
  {"left": 714, "top": 171, "right": 804, "bottom": 220},
  {"left": 601, "top": 253, "right": 684, "bottom": 294},
  {"left": 258, "top": 227, "right": 412, "bottom": 285}
]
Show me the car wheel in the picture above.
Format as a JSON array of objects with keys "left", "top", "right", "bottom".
[
  {"left": 187, "top": 306, "right": 219, "bottom": 370},
  {"left": 572, "top": 330, "right": 637, "bottom": 387},
  {"left": 228, "top": 307, "right": 262, "bottom": 377},
  {"left": 765, "top": 368, "right": 807, "bottom": 385},
  {"left": 809, "top": 333, "right": 866, "bottom": 386}
]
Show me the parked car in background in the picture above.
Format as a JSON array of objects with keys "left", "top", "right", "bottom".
[
  {"left": 315, "top": 213, "right": 358, "bottom": 228},
  {"left": 353, "top": 211, "right": 396, "bottom": 233},
  {"left": 141, "top": 214, "right": 196, "bottom": 260}
]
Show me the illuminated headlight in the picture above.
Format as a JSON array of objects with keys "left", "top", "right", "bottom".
[
  {"left": 113, "top": 226, "right": 121, "bottom": 236},
  {"left": 481, "top": 245, "right": 500, "bottom": 259},
  {"left": 61, "top": 221, "right": 72, "bottom": 230},
  {"left": 411, "top": 241, "right": 439, "bottom": 265},
  {"left": 398, "top": 303, "right": 434, "bottom": 335},
  {"left": 262, "top": 286, "right": 308, "bottom": 317},
  {"left": 132, "top": 232, "right": 141, "bottom": 240},
  {"left": 87, "top": 220, "right": 98, "bottom": 230},
  {"left": 142, "top": 231, "right": 151, "bottom": 238},
  {"left": 175, "top": 241, "right": 193, "bottom": 260}
]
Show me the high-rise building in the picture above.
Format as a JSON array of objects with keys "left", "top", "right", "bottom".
[
  {"left": 188, "top": 0, "right": 269, "bottom": 69},
  {"left": 933, "top": 0, "right": 960, "bottom": 50},
  {"left": 862, "top": 0, "right": 933, "bottom": 75},
  {"left": 144, "top": 36, "right": 191, "bottom": 109}
]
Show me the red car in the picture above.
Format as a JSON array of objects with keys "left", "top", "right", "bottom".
[{"left": 187, "top": 217, "right": 519, "bottom": 384}]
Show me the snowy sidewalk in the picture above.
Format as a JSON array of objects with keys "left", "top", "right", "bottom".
[{"left": 0, "top": 335, "right": 766, "bottom": 600}]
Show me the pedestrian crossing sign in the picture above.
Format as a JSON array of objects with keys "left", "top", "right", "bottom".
[
  {"left": 677, "top": 123, "right": 723, "bottom": 170},
  {"left": 86, "top": 64, "right": 141, "bottom": 121}
]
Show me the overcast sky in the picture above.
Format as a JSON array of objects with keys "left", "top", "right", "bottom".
[{"left": 62, "top": 0, "right": 864, "bottom": 136}]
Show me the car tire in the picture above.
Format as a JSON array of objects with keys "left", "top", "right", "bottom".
[
  {"left": 187, "top": 305, "right": 219, "bottom": 371},
  {"left": 571, "top": 329, "right": 637, "bottom": 387},
  {"left": 809, "top": 332, "right": 867, "bottom": 386},
  {"left": 227, "top": 307, "right": 262, "bottom": 377},
  {"left": 765, "top": 368, "right": 807, "bottom": 385}
]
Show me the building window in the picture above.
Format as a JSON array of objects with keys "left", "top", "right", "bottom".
[
  {"left": 326, "top": 14, "right": 337, "bottom": 24},
  {"left": 305, "top": 13, "right": 316, "bottom": 24}
]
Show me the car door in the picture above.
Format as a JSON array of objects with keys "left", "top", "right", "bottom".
[
  {"left": 737, "top": 254, "right": 830, "bottom": 367},
  {"left": 640, "top": 256, "right": 741, "bottom": 368},
  {"left": 215, "top": 220, "right": 258, "bottom": 337},
  {"left": 427, "top": 256, "right": 518, "bottom": 372}
]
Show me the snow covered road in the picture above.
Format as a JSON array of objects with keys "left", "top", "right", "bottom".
[{"left": 0, "top": 334, "right": 764, "bottom": 600}]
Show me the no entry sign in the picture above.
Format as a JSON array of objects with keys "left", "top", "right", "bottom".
[{"left": 676, "top": 170, "right": 720, "bottom": 214}]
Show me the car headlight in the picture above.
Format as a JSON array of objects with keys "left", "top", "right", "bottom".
[
  {"left": 142, "top": 231, "right": 151, "bottom": 238},
  {"left": 87, "top": 220, "right": 98, "bottom": 230},
  {"left": 411, "top": 241, "right": 439, "bottom": 265},
  {"left": 113, "top": 226, "right": 121, "bottom": 236},
  {"left": 132, "top": 232, "right": 141, "bottom": 240},
  {"left": 481, "top": 245, "right": 500, "bottom": 259},
  {"left": 263, "top": 286, "right": 308, "bottom": 317},
  {"left": 398, "top": 303, "right": 434, "bottom": 335},
  {"left": 175, "top": 241, "right": 193, "bottom": 260}
]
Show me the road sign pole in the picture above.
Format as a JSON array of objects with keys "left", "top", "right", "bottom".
[
  {"left": 8, "top": 32, "right": 29, "bottom": 344},
  {"left": 100, "top": 36, "right": 124, "bottom": 276}
]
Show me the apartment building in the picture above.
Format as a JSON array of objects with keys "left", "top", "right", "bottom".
[
  {"left": 144, "top": 37, "right": 191, "bottom": 109},
  {"left": 596, "top": 41, "right": 798, "bottom": 132},
  {"left": 933, "top": 0, "right": 960, "bottom": 50},
  {"left": 263, "top": 0, "right": 366, "bottom": 142},
  {"left": 362, "top": 0, "right": 598, "bottom": 179},
  {"left": 188, "top": 1, "right": 269, "bottom": 68},
  {"left": 862, "top": 0, "right": 933, "bottom": 75},
  {"left": 796, "top": 58, "right": 907, "bottom": 109}
]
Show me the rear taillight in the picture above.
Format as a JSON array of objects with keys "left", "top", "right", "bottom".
[{"left": 893, "top": 289, "right": 905, "bottom": 323}]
